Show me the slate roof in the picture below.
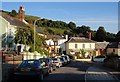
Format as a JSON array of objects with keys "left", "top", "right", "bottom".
[
  {"left": 47, "top": 35, "right": 65, "bottom": 39},
  {"left": 35, "top": 26, "right": 44, "bottom": 34},
  {"left": 95, "top": 42, "right": 109, "bottom": 49},
  {"left": 68, "top": 37, "right": 96, "bottom": 43},
  {"left": 1, "top": 12, "right": 26, "bottom": 27},
  {"left": 107, "top": 42, "right": 120, "bottom": 48}
]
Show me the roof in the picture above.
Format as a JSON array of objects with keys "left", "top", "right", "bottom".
[
  {"left": 67, "top": 37, "right": 96, "bottom": 43},
  {"left": 107, "top": 42, "right": 120, "bottom": 48},
  {"left": 47, "top": 35, "right": 65, "bottom": 39},
  {"left": 0, "top": 12, "right": 26, "bottom": 27},
  {"left": 95, "top": 42, "right": 109, "bottom": 49},
  {"left": 35, "top": 26, "right": 44, "bottom": 34}
]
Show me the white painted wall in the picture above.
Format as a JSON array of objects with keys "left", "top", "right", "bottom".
[
  {"left": 68, "top": 43, "right": 95, "bottom": 50},
  {"left": 45, "top": 36, "right": 68, "bottom": 52},
  {"left": 0, "top": 16, "right": 16, "bottom": 50}
]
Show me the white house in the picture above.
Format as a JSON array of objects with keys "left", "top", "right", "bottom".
[
  {"left": 45, "top": 35, "right": 68, "bottom": 56},
  {"left": 0, "top": 11, "right": 26, "bottom": 51},
  {"left": 0, "top": 15, "right": 16, "bottom": 50},
  {"left": 66, "top": 37, "right": 96, "bottom": 58}
]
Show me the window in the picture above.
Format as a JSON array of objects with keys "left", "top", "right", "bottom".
[
  {"left": 75, "top": 44, "right": 77, "bottom": 48},
  {"left": 83, "top": 44, "right": 85, "bottom": 49},
  {"left": 90, "top": 44, "right": 91, "bottom": 48},
  {"left": 113, "top": 49, "right": 115, "bottom": 53}
]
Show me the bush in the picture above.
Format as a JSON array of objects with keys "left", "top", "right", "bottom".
[{"left": 104, "top": 55, "right": 120, "bottom": 70}]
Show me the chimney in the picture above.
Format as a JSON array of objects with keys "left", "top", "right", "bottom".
[
  {"left": 88, "top": 32, "right": 91, "bottom": 40},
  {"left": 18, "top": 6, "right": 25, "bottom": 21},
  {"left": 65, "top": 35, "right": 68, "bottom": 41}
]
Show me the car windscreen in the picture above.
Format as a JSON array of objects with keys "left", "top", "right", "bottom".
[
  {"left": 41, "top": 58, "right": 49, "bottom": 62},
  {"left": 60, "top": 58, "right": 64, "bottom": 61},
  {"left": 19, "top": 60, "right": 40, "bottom": 68},
  {"left": 95, "top": 56, "right": 105, "bottom": 58}
]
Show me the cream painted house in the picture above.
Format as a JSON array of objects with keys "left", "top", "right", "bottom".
[
  {"left": 106, "top": 42, "right": 120, "bottom": 56},
  {"left": 66, "top": 37, "right": 96, "bottom": 58}
]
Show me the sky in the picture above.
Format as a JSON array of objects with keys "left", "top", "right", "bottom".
[{"left": 1, "top": 2, "right": 119, "bottom": 33}]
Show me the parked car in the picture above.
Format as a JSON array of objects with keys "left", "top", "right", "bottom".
[
  {"left": 61, "top": 55, "right": 70, "bottom": 64},
  {"left": 93, "top": 55, "right": 106, "bottom": 62},
  {"left": 52, "top": 58, "right": 62, "bottom": 68},
  {"left": 39, "top": 58, "right": 56, "bottom": 73},
  {"left": 11, "top": 59, "right": 49, "bottom": 81},
  {"left": 59, "top": 57, "right": 67, "bottom": 66}
]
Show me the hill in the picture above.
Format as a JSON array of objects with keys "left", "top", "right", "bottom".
[{"left": 1, "top": 10, "right": 116, "bottom": 42}]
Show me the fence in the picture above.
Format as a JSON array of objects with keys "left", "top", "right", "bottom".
[{"left": 1, "top": 52, "right": 45, "bottom": 82}]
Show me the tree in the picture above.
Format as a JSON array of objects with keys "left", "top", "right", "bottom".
[
  {"left": 95, "top": 26, "right": 107, "bottom": 42},
  {"left": 9, "top": 10, "right": 17, "bottom": 17},
  {"left": 116, "top": 31, "right": 120, "bottom": 41},
  {"left": 68, "top": 22, "right": 76, "bottom": 29}
]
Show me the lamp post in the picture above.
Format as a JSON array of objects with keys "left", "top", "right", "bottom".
[
  {"left": 34, "top": 18, "right": 40, "bottom": 59},
  {"left": 53, "top": 38, "right": 57, "bottom": 57}
]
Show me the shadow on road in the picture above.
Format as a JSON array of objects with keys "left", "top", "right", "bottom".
[{"left": 65, "top": 61, "right": 93, "bottom": 71}]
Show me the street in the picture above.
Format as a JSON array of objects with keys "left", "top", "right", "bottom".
[
  {"left": 44, "top": 61, "right": 92, "bottom": 80},
  {"left": 4, "top": 60, "right": 120, "bottom": 82}
]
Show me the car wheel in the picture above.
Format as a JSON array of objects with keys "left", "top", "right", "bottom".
[
  {"left": 46, "top": 70, "right": 49, "bottom": 76},
  {"left": 50, "top": 67, "right": 53, "bottom": 73},
  {"left": 38, "top": 73, "right": 44, "bottom": 81},
  {"left": 53, "top": 66, "right": 56, "bottom": 71}
]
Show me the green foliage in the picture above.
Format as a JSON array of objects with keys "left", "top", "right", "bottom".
[
  {"left": 9, "top": 10, "right": 17, "bottom": 17},
  {"left": 14, "top": 26, "right": 34, "bottom": 45},
  {"left": 116, "top": 31, "right": 120, "bottom": 41},
  {"left": 2, "top": 10, "right": 116, "bottom": 42},
  {"left": 68, "top": 22, "right": 76, "bottom": 29},
  {"left": 25, "top": 15, "right": 39, "bottom": 24},
  {"left": 79, "top": 49, "right": 86, "bottom": 58},
  {"left": 106, "top": 53, "right": 118, "bottom": 58},
  {"left": 95, "top": 26, "right": 107, "bottom": 42}
]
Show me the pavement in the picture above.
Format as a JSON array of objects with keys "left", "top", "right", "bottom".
[
  {"left": 0, "top": 57, "right": 2, "bottom": 82},
  {"left": 85, "top": 62, "right": 120, "bottom": 81}
]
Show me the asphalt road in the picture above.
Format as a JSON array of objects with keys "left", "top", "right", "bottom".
[
  {"left": 44, "top": 61, "right": 93, "bottom": 81},
  {"left": 5, "top": 61, "right": 93, "bottom": 82}
]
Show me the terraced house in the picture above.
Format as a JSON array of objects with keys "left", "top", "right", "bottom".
[{"left": 66, "top": 34, "right": 96, "bottom": 58}]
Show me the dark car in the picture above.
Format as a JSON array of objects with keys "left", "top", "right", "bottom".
[
  {"left": 93, "top": 55, "right": 106, "bottom": 62},
  {"left": 59, "top": 57, "right": 67, "bottom": 66},
  {"left": 61, "top": 55, "right": 70, "bottom": 64},
  {"left": 39, "top": 58, "right": 56, "bottom": 73},
  {"left": 10, "top": 59, "right": 49, "bottom": 81}
]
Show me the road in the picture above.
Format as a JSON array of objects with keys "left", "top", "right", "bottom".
[
  {"left": 4, "top": 60, "right": 120, "bottom": 82},
  {"left": 44, "top": 61, "right": 93, "bottom": 81},
  {"left": 5, "top": 61, "right": 93, "bottom": 82},
  {"left": 0, "top": 57, "right": 2, "bottom": 82}
]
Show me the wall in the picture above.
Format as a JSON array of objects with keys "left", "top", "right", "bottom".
[
  {"left": 0, "top": 16, "right": 16, "bottom": 50},
  {"left": 107, "top": 48, "right": 120, "bottom": 56},
  {"left": 66, "top": 42, "right": 95, "bottom": 55},
  {"left": 0, "top": 16, "right": 7, "bottom": 50}
]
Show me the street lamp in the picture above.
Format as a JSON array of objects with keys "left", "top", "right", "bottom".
[
  {"left": 53, "top": 37, "right": 57, "bottom": 57},
  {"left": 34, "top": 18, "right": 40, "bottom": 59}
]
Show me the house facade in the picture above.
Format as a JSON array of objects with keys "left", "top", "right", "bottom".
[
  {"left": 45, "top": 35, "right": 68, "bottom": 56},
  {"left": 106, "top": 42, "right": 120, "bottom": 56},
  {"left": 0, "top": 9, "right": 26, "bottom": 51},
  {"left": 0, "top": 15, "right": 16, "bottom": 50},
  {"left": 95, "top": 42, "right": 109, "bottom": 56},
  {"left": 66, "top": 37, "right": 96, "bottom": 58}
]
